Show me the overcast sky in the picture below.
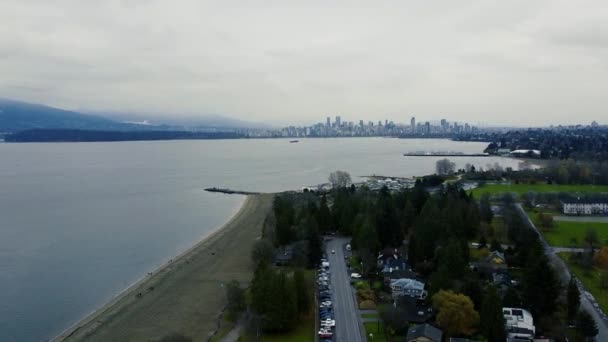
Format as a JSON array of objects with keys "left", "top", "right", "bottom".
[{"left": 1, "top": 1, "right": 607, "bottom": 126}]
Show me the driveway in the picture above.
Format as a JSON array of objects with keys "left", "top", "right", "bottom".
[
  {"left": 516, "top": 204, "right": 608, "bottom": 341},
  {"left": 326, "top": 237, "right": 365, "bottom": 342}
]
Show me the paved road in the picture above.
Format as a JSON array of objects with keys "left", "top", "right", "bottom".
[
  {"left": 516, "top": 204, "right": 608, "bottom": 342},
  {"left": 554, "top": 216, "right": 608, "bottom": 223},
  {"left": 326, "top": 237, "right": 364, "bottom": 342}
]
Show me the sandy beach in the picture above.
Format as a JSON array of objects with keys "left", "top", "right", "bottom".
[{"left": 56, "top": 194, "right": 274, "bottom": 342}]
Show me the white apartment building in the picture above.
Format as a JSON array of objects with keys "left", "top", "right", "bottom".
[
  {"left": 562, "top": 198, "right": 608, "bottom": 215},
  {"left": 503, "top": 307, "right": 535, "bottom": 340}
]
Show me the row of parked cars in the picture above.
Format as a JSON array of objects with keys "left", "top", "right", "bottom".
[{"left": 318, "top": 258, "right": 335, "bottom": 341}]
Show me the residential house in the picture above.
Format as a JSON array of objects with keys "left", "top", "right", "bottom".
[
  {"left": 395, "top": 296, "right": 434, "bottom": 323},
  {"left": 472, "top": 250, "right": 507, "bottom": 275},
  {"left": 406, "top": 323, "right": 443, "bottom": 342},
  {"left": 503, "top": 307, "right": 536, "bottom": 340},
  {"left": 377, "top": 247, "right": 411, "bottom": 283},
  {"left": 390, "top": 278, "right": 427, "bottom": 299},
  {"left": 273, "top": 244, "right": 294, "bottom": 266}
]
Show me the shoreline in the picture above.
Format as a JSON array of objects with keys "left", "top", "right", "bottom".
[{"left": 55, "top": 194, "right": 272, "bottom": 341}]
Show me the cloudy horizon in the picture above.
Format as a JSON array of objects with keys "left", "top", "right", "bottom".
[{"left": 1, "top": 1, "right": 607, "bottom": 127}]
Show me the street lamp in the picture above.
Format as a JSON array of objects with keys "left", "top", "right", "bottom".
[{"left": 369, "top": 332, "right": 374, "bottom": 341}]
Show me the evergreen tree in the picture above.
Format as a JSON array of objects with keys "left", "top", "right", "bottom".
[
  {"left": 251, "top": 267, "right": 298, "bottom": 332},
  {"left": 479, "top": 193, "right": 494, "bottom": 224},
  {"left": 407, "top": 233, "right": 417, "bottom": 265},
  {"left": 523, "top": 255, "right": 561, "bottom": 316},
  {"left": 461, "top": 280, "right": 483, "bottom": 310},
  {"left": 502, "top": 287, "right": 522, "bottom": 307},
  {"left": 567, "top": 276, "right": 581, "bottom": 323},
  {"left": 307, "top": 219, "right": 322, "bottom": 268},
  {"left": 435, "top": 241, "right": 467, "bottom": 279},
  {"left": 401, "top": 200, "right": 416, "bottom": 235},
  {"left": 275, "top": 215, "right": 293, "bottom": 245},
  {"left": 225, "top": 280, "right": 246, "bottom": 319},
  {"left": 414, "top": 199, "right": 443, "bottom": 261},
  {"left": 576, "top": 310, "right": 598, "bottom": 340},
  {"left": 317, "top": 194, "right": 331, "bottom": 233},
  {"left": 376, "top": 186, "right": 401, "bottom": 247},
  {"left": 480, "top": 286, "right": 506, "bottom": 342}
]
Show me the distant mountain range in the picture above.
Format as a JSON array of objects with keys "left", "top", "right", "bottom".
[{"left": 0, "top": 98, "right": 268, "bottom": 133}]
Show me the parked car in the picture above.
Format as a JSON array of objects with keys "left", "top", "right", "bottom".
[
  {"left": 318, "top": 330, "right": 333, "bottom": 338},
  {"left": 350, "top": 273, "right": 362, "bottom": 279}
]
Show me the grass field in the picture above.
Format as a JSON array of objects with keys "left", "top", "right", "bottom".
[
  {"left": 364, "top": 321, "right": 387, "bottom": 342},
  {"left": 559, "top": 253, "right": 608, "bottom": 314},
  {"left": 470, "top": 183, "right": 608, "bottom": 198},
  {"left": 531, "top": 215, "right": 608, "bottom": 247}
]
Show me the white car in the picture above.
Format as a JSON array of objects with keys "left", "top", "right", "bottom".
[
  {"left": 350, "top": 273, "right": 362, "bottom": 279},
  {"left": 331, "top": 249, "right": 335, "bottom": 254},
  {"left": 321, "top": 320, "right": 336, "bottom": 327}
]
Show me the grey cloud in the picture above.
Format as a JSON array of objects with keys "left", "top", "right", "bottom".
[{"left": 0, "top": 0, "right": 607, "bottom": 126}]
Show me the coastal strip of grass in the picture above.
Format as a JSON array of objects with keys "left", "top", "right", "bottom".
[
  {"left": 528, "top": 211, "right": 608, "bottom": 247},
  {"left": 558, "top": 252, "right": 608, "bottom": 314},
  {"left": 470, "top": 183, "right": 608, "bottom": 198}
]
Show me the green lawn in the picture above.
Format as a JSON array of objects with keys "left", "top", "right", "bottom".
[
  {"left": 364, "top": 321, "right": 387, "bottom": 342},
  {"left": 559, "top": 253, "right": 608, "bottom": 314},
  {"left": 538, "top": 220, "right": 608, "bottom": 247},
  {"left": 470, "top": 183, "right": 608, "bottom": 198}
]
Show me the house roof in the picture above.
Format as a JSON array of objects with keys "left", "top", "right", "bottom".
[
  {"left": 484, "top": 251, "right": 506, "bottom": 265},
  {"left": 391, "top": 278, "right": 425, "bottom": 291},
  {"left": 407, "top": 323, "right": 443, "bottom": 342},
  {"left": 377, "top": 247, "right": 400, "bottom": 260}
]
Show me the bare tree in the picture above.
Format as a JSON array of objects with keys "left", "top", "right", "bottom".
[
  {"left": 435, "top": 159, "right": 456, "bottom": 176},
  {"left": 328, "top": 170, "right": 352, "bottom": 188}
]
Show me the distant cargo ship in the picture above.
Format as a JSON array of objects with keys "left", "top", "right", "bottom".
[{"left": 290, "top": 140, "right": 299, "bottom": 143}]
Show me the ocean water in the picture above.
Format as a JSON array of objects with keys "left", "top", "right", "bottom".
[{"left": 0, "top": 138, "right": 523, "bottom": 341}]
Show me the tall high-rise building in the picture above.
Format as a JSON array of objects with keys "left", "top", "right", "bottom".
[
  {"left": 335, "top": 116, "right": 341, "bottom": 127},
  {"left": 326, "top": 117, "right": 331, "bottom": 128},
  {"left": 410, "top": 117, "right": 416, "bottom": 133}
]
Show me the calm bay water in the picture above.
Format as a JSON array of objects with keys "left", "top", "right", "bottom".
[{"left": 0, "top": 138, "right": 522, "bottom": 341}]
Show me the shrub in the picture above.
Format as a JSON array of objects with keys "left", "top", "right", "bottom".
[{"left": 359, "top": 300, "right": 377, "bottom": 310}]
